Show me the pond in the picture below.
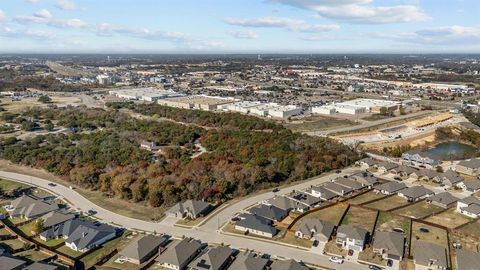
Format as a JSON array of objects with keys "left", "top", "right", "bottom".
[{"left": 425, "top": 141, "right": 478, "bottom": 160}]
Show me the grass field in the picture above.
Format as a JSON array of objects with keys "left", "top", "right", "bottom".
[
  {"left": 341, "top": 206, "right": 378, "bottom": 232},
  {"left": 392, "top": 201, "right": 445, "bottom": 219},
  {"left": 0, "top": 178, "right": 29, "bottom": 191},
  {"left": 347, "top": 191, "right": 386, "bottom": 205},
  {"left": 410, "top": 221, "right": 448, "bottom": 256},
  {"left": 18, "top": 222, "right": 37, "bottom": 237},
  {"left": 1, "top": 238, "right": 26, "bottom": 250},
  {"left": 425, "top": 208, "right": 473, "bottom": 229},
  {"left": 365, "top": 196, "right": 410, "bottom": 211},
  {"left": 300, "top": 203, "right": 349, "bottom": 226}
]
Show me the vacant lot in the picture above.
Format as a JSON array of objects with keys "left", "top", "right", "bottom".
[
  {"left": 341, "top": 206, "right": 378, "bottom": 232},
  {"left": 411, "top": 221, "right": 448, "bottom": 256},
  {"left": 348, "top": 191, "right": 386, "bottom": 205},
  {"left": 285, "top": 115, "right": 357, "bottom": 132},
  {"left": 393, "top": 201, "right": 445, "bottom": 219},
  {"left": 301, "top": 203, "right": 349, "bottom": 226},
  {"left": 365, "top": 196, "right": 410, "bottom": 211},
  {"left": 425, "top": 208, "right": 473, "bottom": 229}
]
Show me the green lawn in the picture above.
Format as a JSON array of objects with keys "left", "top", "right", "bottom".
[
  {"left": 8, "top": 216, "right": 26, "bottom": 225},
  {"left": 81, "top": 234, "right": 131, "bottom": 269},
  {"left": 15, "top": 248, "right": 51, "bottom": 263},
  {"left": 1, "top": 238, "right": 26, "bottom": 250},
  {"left": 34, "top": 236, "right": 65, "bottom": 247},
  {"left": 298, "top": 203, "right": 349, "bottom": 226},
  {"left": 347, "top": 192, "right": 386, "bottom": 205},
  {"left": 56, "top": 245, "right": 83, "bottom": 258},
  {"left": 18, "top": 222, "right": 37, "bottom": 237},
  {"left": 0, "top": 179, "right": 29, "bottom": 191}
]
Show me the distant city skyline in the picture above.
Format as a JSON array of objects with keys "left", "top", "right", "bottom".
[{"left": 1, "top": 0, "right": 480, "bottom": 53}]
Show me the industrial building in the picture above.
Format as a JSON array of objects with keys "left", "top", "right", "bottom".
[
  {"left": 221, "top": 101, "right": 264, "bottom": 114},
  {"left": 109, "top": 88, "right": 183, "bottom": 102},
  {"left": 158, "top": 95, "right": 237, "bottom": 111},
  {"left": 312, "top": 98, "right": 399, "bottom": 115}
]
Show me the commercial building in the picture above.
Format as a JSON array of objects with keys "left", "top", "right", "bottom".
[
  {"left": 222, "top": 101, "right": 263, "bottom": 114},
  {"left": 312, "top": 98, "right": 400, "bottom": 116},
  {"left": 109, "top": 88, "right": 183, "bottom": 102},
  {"left": 159, "top": 95, "right": 236, "bottom": 111}
]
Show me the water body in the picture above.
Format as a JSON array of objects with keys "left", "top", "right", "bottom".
[{"left": 425, "top": 141, "right": 478, "bottom": 160}]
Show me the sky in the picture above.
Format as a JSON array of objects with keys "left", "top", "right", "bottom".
[{"left": 0, "top": 0, "right": 480, "bottom": 54}]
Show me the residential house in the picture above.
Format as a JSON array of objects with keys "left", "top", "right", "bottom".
[
  {"left": 166, "top": 200, "right": 211, "bottom": 220},
  {"left": 372, "top": 231, "right": 405, "bottom": 261},
  {"left": 308, "top": 186, "right": 337, "bottom": 200},
  {"left": 270, "top": 259, "right": 309, "bottom": 270},
  {"left": 64, "top": 221, "right": 117, "bottom": 252},
  {"left": 249, "top": 205, "right": 288, "bottom": 222},
  {"left": 264, "top": 196, "right": 308, "bottom": 213},
  {"left": 397, "top": 186, "right": 434, "bottom": 202},
  {"left": 456, "top": 158, "right": 480, "bottom": 176},
  {"left": 374, "top": 181, "right": 407, "bottom": 195},
  {"left": 415, "top": 169, "right": 442, "bottom": 182},
  {"left": 189, "top": 246, "right": 233, "bottom": 270},
  {"left": 459, "top": 179, "right": 480, "bottom": 193},
  {"left": 376, "top": 161, "right": 399, "bottom": 174},
  {"left": 234, "top": 214, "right": 277, "bottom": 238},
  {"left": 333, "top": 177, "right": 365, "bottom": 191},
  {"left": 38, "top": 211, "right": 76, "bottom": 240},
  {"left": 228, "top": 251, "right": 269, "bottom": 270},
  {"left": 119, "top": 235, "right": 169, "bottom": 265},
  {"left": 155, "top": 238, "right": 202, "bottom": 270},
  {"left": 402, "top": 151, "right": 442, "bottom": 168},
  {"left": 350, "top": 173, "right": 380, "bottom": 188},
  {"left": 356, "top": 157, "right": 377, "bottom": 169},
  {"left": 456, "top": 249, "right": 480, "bottom": 270},
  {"left": 286, "top": 191, "right": 322, "bottom": 209},
  {"left": 457, "top": 197, "right": 480, "bottom": 218},
  {"left": 390, "top": 165, "right": 417, "bottom": 178},
  {"left": 7, "top": 195, "right": 59, "bottom": 220},
  {"left": 441, "top": 170, "right": 464, "bottom": 187},
  {"left": 413, "top": 241, "right": 448, "bottom": 270},
  {"left": 336, "top": 225, "right": 369, "bottom": 252},
  {"left": 295, "top": 218, "right": 335, "bottom": 243},
  {"left": 426, "top": 192, "right": 459, "bottom": 208},
  {"left": 322, "top": 182, "right": 353, "bottom": 196},
  {"left": 0, "top": 255, "right": 27, "bottom": 270},
  {"left": 23, "top": 262, "right": 59, "bottom": 270}
]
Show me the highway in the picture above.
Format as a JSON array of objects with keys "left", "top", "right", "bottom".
[{"left": 0, "top": 169, "right": 368, "bottom": 270}]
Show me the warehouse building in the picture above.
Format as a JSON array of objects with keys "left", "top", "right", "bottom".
[
  {"left": 221, "top": 101, "right": 264, "bottom": 114},
  {"left": 159, "top": 95, "right": 237, "bottom": 111},
  {"left": 312, "top": 98, "right": 399, "bottom": 116},
  {"left": 109, "top": 88, "right": 183, "bottom": 102}
]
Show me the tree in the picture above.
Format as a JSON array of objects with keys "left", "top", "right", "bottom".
[
  {"left": 21, "top": 120, "right": 36, "bottom": 131},
  {"left": 38, "top": 95, "right": 52, "bottom": 103},
  {"left": 44, "top": 120, "right": 54, "bottom": 131},
  {"left": 436, "top": 166, "right": 444, "bottom": 173},
  {"left": 379, "top": 107, "right": 389, "bottom": 116},
  {"left": 33, "top": 219, "right": 44, "bottom": 235}
]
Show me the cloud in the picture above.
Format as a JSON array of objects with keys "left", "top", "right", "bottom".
[
  {"left": 224, "top": 16, "right": 339, "bottom": 33},
  {"left": 373, "top": 25, "right": 480, "bottom": 45},
  {"left": 55, "top": 0, "right": 76, "bottom": 10},
  {"left": 34, "top": 9, "right": 52, "bottom": 19},
  {"left": 15, "top": 14, "right": 87, "bottom": 28},
  {"left": 95, "top": 23, "right": 192, "bottom": 42},
  {"left": 267, "top": 0, "right": 429, "bottom": 24},
  {"left": 25, "top": 0, "right": 41, "bottom": 3},
  {"left": 0, "top": 26, "right": 55, "bottom": 40},
  {"left": 0, "top": 9, "right": 6, "bottom": 23},
  {"left": 228, "top": 30, "right": 259, "bottom": 39}
]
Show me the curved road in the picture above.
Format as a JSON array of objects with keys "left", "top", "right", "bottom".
[{"left": 0, "top": 169, "right": 366, "bottom": 270}]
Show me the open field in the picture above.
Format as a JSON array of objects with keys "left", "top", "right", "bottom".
[
  {"left": 300, "top": 203, "right": 349, "bottom": 226},
  {"left": 411, "top": 221, "right": 448, "bottom": 256},
  {"left": 425, "top": 208, "right": 473, "bottom": 229},
  {"left": 284, "top": 115, "right": 357, "bottom": 132},
  {"left": 0, "top": 97, "right": 81, "bottom": 115},
  {"left": 364, "top": 196, "right": 410, "bottom": 211},
  {"left": 347, "top": 191, "right": 386, "bottom": 205},
  {"left": 341, "top": 206, "right": 378, "bottom": 232},
  {"left": 392, "top": 201, "right": 445, "bottom": 219}
]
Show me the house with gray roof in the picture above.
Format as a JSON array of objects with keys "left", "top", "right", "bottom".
[
  {"left": 413, "top": 169, "right": 442, "bottom": 182},
  {"left": 402, "top": 151, "right": 442, "bottom": 168},
  {"left": 308, "top": 186, "right": 337, "bottom": 200},
  {"left": 441, "top": 170, "right": 464, "bottom": 187},
  {"left": 322, "top": 182, "right": 353, "bottom": 196},
  {"left": 0, "top": 255, "right": 27, "bottom": 270},
  {"left": 336, "top": 225, "right": 369, "bottom": 251},
  {"left": 156, "top": 238, "right": 202, "bottom": 270},
  {"left": 456, "top": 249, "right": 480, "bottom": 270},
  {"left": 372, "top": 231, "right": 405, "bottom": 261},
  {"left": 286, "top": 191, "right": 322, "bottom": 208},
  {"left": 62, "top": 220, "right": 116, "bottom": 252},
  {"left": 356, "top": 157, "right": 377, "bottom": 169},
  {"left": 234, "top": 213, "right": 277, "bottom": 238},
  {"left": 119, "top": 235, "right": 169, "bottom": 264},
  {"left": 456, "top": 158, "right": 480, "bottom": 176},
  {"left": 426, "top": 192, "right": 459, "bottom": 208},
  {"left": 457, "top": 196, "right": 480, "bottom": 218},
  {"left": 295, "top": 218, "right": 335, "bottom": 243},
  {"left": 376, "top": 161, "right": 399, "bottom": 174},
  {"left": 264, "top": 196, "right": 308, "bottom": 213},
  {"left": 374, "top": 181, "right": 407, "bottom": 195},
  {"left": 333, "top": 177, "right": 364, "bottom": 191},
  {"left": 166, "top": 200, "right": 211, "bottom": 220},
  {"left": 460, "top": 179, "right": 480, "bottom": 193},
  {"left": 228, "top": 252, "right": 269, "bottom": 270},
  {"left": 398, "top": 186, "right": 434, "bottom": 202},
  {"left": 413, "top": 241, "right": 448, "bottom": 270},
  {"left": 189, "top": 246, "right": 233, "bottom": 270},
  {"left": 38, "top": 211, "right": 76, "bottom": 238},
  {"left": 249, "top": 205, "right": 288, "bottom": 222},
  {"left": 390, "top": 165, "right": 417, "bottom": 177},
  {"left": 270, "top": 259, "right": 309, "bottom": 270},
  {"left": 23, "top": 262, "right": 59, "bottom": 270},
  {"left": 350, "top": 173, "right": 380, "bottom": 188},
  {"left": 7, "top": 195, "right": 59, "bottom": 220}
]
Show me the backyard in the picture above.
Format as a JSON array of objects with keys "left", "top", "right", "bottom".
[
  {"left": 425, "top": 208, "right": 473, "bottom": 229},
  {"left": 347, "top": 191, "right": 386, "bottom": 205},
  {"left": 410, "top": 222, "right": 448, "bottom": 257},
  {"left": 365, "top": 196, "right": 410, "bottom": 211},
  {"left": 341, "top": 206, "right": 378, "bottom": 232},
  {"left": 392, "top": 201, "right": 445, "bottom": 219},
  {"left": 300, "top": 203, "right": 349, "bottom": 226}
]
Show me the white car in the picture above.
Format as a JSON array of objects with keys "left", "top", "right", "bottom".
[{"left": 329, "top": 256, "right": 344, "bottom": 264}]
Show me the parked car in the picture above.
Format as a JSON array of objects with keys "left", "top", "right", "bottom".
[
  {"left": 48, "top": 183, "right": 56, "bottom": 187},
  {"left": 369, "top": 265, "right": 381, "bottom": 270},
  {"left": 329, "top": 256, "right": 344, "bottom": 264},
  {"left": 272, "top": 188, "right": 280, "bottom": 193}
]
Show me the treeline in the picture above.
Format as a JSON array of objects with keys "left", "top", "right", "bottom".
[
  {"left": 0, "top": 70, "right": 90, "bottom": 92},
  {"left": 106, "top": 102, "right": 281, "bottom": 131},
  {"left": 0, "top": 106, "right": 359, "bottom": 208}
]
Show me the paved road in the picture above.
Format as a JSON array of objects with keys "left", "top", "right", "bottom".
[{"left": 0, "top": 170, "right": 368, "bottom": 270}]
